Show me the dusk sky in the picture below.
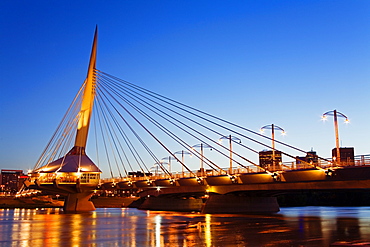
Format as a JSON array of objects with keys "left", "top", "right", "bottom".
[{"left": 1, "top": 1, "right": 369, "bottom": 176}]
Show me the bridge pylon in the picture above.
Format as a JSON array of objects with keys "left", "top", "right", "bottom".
[{"left": 25, "top": 27, "right": 101, "bottom": 212}]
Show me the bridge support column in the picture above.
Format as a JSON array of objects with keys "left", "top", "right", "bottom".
[
  {"left": 139, "top": 197, "right": 203, "bottom": 212},
  {"left": 64, "top": 192, "right": 96, "bottom": 212},
  {"left": 202, "top": 195, "right": 280, "bottom": 214}
]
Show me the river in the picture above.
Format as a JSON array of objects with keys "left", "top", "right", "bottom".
[{"left": 1, "top": 206, "right": 370, "bottom": 246}]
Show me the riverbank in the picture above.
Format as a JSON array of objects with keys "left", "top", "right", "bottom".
[
  {"left": 0, "top": 196, "right": 139, "bottom": 209},
  {"left": 0, "top": 196, "right": 63, "bottom": 209}
]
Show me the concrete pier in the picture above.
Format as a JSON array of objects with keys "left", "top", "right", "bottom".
[{"left": 64, "top": 192, "right": 96, "bottom": 212}]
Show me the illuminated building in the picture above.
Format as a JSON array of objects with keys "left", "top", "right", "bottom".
[
  {"left": 296, "top": 150, "right": 319, "bottom": 169},
  {"left": 0, "top": 169, "right": 27, "bottom": 194},
  {"left": 332, "top": 147, "right": 354, "bottom": 166},
  {"left": 259, "top": 150, "right": 282, "bottom": 171}
]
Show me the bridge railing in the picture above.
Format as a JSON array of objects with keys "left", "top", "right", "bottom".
[
  {"left": 280, "top": 154, "right": 370, "bottom": 170},
  {"left": 100, "top": 154, "right": 370, "bottom": 183}
]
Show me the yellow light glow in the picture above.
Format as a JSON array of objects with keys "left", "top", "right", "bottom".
[
  {"left": 155, "top": 215, "right": 162, "bottom": 247},
  {"left": 205, "top": 214, "right": 212, "bottom": 247}
]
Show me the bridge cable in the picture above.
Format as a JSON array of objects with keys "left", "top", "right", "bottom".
[
  {"left": 95, "top": 97, "right": 123, "bottom": 179},
  {"left": 98, "top": 77, "right": 253, "bottom": 172},
  {"left": 97, "top": 71, "right": 328, "bottom": 161},
  {"left": 96, "top": 85, "right": 172, "bottom": 179},
  {"left": 34, "top": 83, "right": 85, "bottom": 170},
  {"left": 96, "top": 89, "right": 145, "bottom": 177},
  {"left": 98, "top": 79, "right": 215, "bottom": 175},
  {"left": 98, "top": 75, "right": 263, "bottom": 167},
  {"left": 97, "top": 71, "right": 326, "bottom": 166}
]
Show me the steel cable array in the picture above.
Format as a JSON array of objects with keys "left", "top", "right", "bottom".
[{"left": 33, "top": 69, "right": 325, "bottom": 180}]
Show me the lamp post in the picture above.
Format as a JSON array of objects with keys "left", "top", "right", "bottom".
[
  {"left": 322, "top": 110, "right": 349, "bottom": 166},
  {"left": 192, "top": 143, "right": 212, "bottom": 176},
  {"left": 219, "top": 135, "right": 241, "bottom": 174},
  {"left": 161, "top": 156, "right": 173, "bottom": 174},
  {"left": 174, "top": 150, "right": 192, "bottom": 177},
  {"left": 260, "top": 124, "right": 285, "bottom": 171},
  {"left": 152, "top": 163, "right": 161, "bottom": 177}
]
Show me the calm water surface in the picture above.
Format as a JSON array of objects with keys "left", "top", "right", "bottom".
[{"left": 1, "top": 207, "right": 370, "bottom": 246}]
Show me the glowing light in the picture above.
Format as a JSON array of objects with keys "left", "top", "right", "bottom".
[
  {"left": 155, "top": 215, "right": 162, "bottom": 247},
  {"left": 205, "top": 214, "right": 212, "bottom": 247}
]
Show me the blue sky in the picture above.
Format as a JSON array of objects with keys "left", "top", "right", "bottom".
[{"left": 1, "top": 1, "right": 369, "bottom": 175}]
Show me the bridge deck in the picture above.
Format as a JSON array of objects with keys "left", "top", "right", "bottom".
[{"left": 97, "top": 165, "right": 370, "bottom": 197}]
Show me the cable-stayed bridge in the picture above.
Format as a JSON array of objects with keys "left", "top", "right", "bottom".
[{"left": 24, "top": 28, "right": 370, "bottom": 213}]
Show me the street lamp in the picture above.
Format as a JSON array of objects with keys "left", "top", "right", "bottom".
[
  {"left": 322, "top": 110, "right": 349, "bottom": 166},
  {"left": 260, "top": 124, "right": 285, "bottom": 171},
  {"left": 174, "top": 150, "right": 192, "bottom": 177},
  {"left": 151, "top": 163, "right": 161, "bottom": 177},
  {"left": 161, "top": 156, "right": 173, "bottom": 173},
  {"left": 191, "top": 143, "right": 212, "bottom": 176},
  {"left": 219, "top": 135, "right": 241, "bottom": 174}
]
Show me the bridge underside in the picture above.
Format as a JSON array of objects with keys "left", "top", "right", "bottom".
[
  {"left": 138, "top": 178, "right": 370, "bottom": 198},
  {"left": 121, "top": 167, "right": 370, "bottom": 213},
  {"left": 131, "top": 180, "right": 370, "bottom": 213}
]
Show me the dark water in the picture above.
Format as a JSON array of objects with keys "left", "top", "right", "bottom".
[{"left": 1, "top": 207, "right": 370, "bottom": 246}]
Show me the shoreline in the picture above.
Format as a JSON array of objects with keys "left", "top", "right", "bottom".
[{"left": 0, "top": 196, "right": 139, "bottom": 209}]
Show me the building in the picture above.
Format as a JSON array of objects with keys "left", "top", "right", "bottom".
[
  {"left": 1, "top": 169, "right": 27, "bottom": 194},
  {"left": 296, "top": 150, "right": 319, "bottom": 169},
  {"left": 259, "top": 150, "right": 282, "bottom": 171},
  {"left": 332, "top": 147, "right": 355, "bottom": 166}
]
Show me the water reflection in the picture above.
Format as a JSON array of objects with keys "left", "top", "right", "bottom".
[{"left": 0, "top": 207, "right": 370, "bottom": 246}]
